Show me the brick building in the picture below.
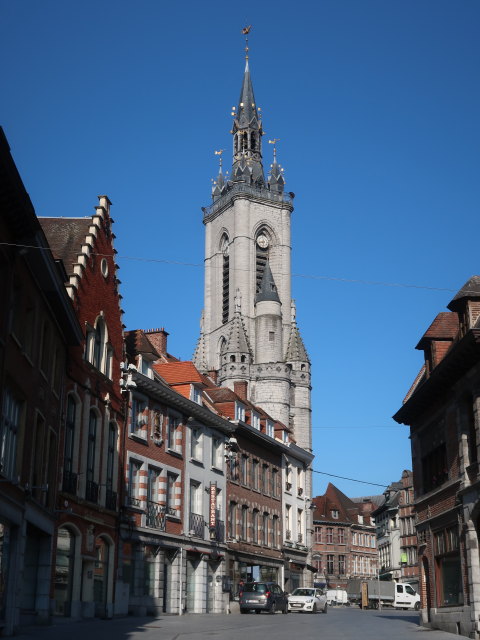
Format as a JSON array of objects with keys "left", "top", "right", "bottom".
[
  {"left": 0, "top": 128, "right": 83, "bottom": 634},
  {"left": 394, "top": 277, "right": 480, "bottom": 637},
  {"left": 311, "top": 484, "right": 379, "bottom": 590},
  {"left": 398, "top": 470, "right": 419, "bottom": 590},
  {"left": 40, "top": 196, "right": 125, "bottom": 621}
]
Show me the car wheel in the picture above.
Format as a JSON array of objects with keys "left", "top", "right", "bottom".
[
  {"left": 269, "top": 602, "right": 277, "bottom": 614},
  {"left": 414, "top": 602, "right": 420, "bottom": 611},
  {"left": 240, "top": 608, "right": 248, "bottom": 614},
  {"left": 312, "top": 604, "right": 317, "bottom": 614},
  {"left": 255, "top": 610, "right": 261, "bottom": 614},
  {"left": 322, "top": 604, "right": 328, "bottom": 614},
  {"left": 282, "top": 604, "right": 289, "bottom": 614}
]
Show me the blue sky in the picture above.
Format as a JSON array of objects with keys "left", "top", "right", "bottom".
[{"left": 2, "top": 1, "right": 480, "bottom": 498}]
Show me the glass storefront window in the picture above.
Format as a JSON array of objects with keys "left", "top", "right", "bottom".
[{"left": 54, "top": 528, "right": 75, "bottom": 616}]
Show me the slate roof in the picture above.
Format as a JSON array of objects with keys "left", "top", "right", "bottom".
[
  {"left": 39, "top": 217, "right": 91, "bottom": 276},
  {"left": 256, "top": 261, "right": 281, "bottom": 303},
  {"left": 225, "top": 310, "right": 252, "bottom": 355},
  {"left": 285, "top": 323, "right": 309, "bottom": 362},
  {"left": 448, "top": 275, "right": 480, "bottom": 309}
]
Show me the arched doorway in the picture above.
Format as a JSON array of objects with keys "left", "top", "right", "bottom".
[{"left": 53, "top": 527, "right": 76, "bottom": 616}]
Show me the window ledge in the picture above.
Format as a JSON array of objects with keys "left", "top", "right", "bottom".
[
  {"left": 190, "top": 457, "right": 204, "bottom": 467},
  {"left": 129, "top": 433, "right": 148, "bottom": 444},
  {"left": 167, "top": 448, "right": 183, "bottom": 459},
  {"left": 211, "top": 466, "right": 224, "bottom": 474}
]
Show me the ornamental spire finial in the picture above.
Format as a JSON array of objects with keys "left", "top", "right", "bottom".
[{"left": 242, "top": 25, "right": 251, "bottom": 62}]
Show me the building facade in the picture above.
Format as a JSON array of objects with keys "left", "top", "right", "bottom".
[
  {"left": 40, "top": 197, "right": 125, "bottom": 621},
  {"left": 394, "top": 277, "right": 480, "bottom": 637},
  {"left": 311, "top": 484, "right": 379, "bottom": 590},
  {"left": 0, "top": 128, "right": 83, "bottom": 634}
]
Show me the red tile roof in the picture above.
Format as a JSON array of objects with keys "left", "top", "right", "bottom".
[
  {"left": 416, "top": 312, "right": 459, "bottom": 349},
  {"left": 153, "top": 361, "right": 206, "bottom": 385}
]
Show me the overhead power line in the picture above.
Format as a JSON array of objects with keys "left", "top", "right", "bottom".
[
  {"left": 312, "top": 468, "right": 388, "bottom": 488},
  {"left": 0, "top": 242, "right": 462, "bottom": 295}
]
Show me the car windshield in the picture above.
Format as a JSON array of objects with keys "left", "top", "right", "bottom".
[
  {"left": 292, "top": 589, "right": 315, "bottom": 597},
  {"left": 243, "top": 583, "right": 267, "bottom": 594}
]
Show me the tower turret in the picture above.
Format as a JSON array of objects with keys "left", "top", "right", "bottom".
[
  {"left": 231, "top": 58, "right": 265, "bottom": 186},
  {"left": 255, "top": 261, "right": 283, "bottom": 363}
]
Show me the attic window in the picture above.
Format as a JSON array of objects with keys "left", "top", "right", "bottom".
[{"left": 332, "top": 510, "right": 339, "bottom": 519}]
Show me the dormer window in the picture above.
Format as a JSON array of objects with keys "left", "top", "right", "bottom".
[
  {"left": 139, "top": 356, "right": 152, "bottom": 378},
  {"left": 266, "top": 420, "right": 274, "bottom": 438},
  {"left": 332, "top": 509, "right": 339, "bottom": 519},
  {"left": 235, "top": 402, "right": 245, "bottom": 422},
  {"left": 190, "top": 385, "right": 202, "bottom": 404},
  {"left": 252, "top": 411, "right": 260, "bottom": 430},
  {"left": 282, "top": 430, "right": 289, "bottom": 443}
]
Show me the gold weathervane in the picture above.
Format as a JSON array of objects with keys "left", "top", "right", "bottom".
[
  {"left": 268, "top": 138, "right": 280, "bottom": 162},
  {"left": 214, "top": 149, "right": 225, "bottom": 170},
  {"left": 242, "top": 25, "right": 252, "bottom": 60}
]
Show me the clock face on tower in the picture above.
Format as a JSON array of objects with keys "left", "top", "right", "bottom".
[{"left": 256, "top": 234, "right": 269, "bottom": 249}]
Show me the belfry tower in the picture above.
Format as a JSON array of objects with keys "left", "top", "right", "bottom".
[{"left": 194, "top": 42, "right": 311, "bottom": 453}]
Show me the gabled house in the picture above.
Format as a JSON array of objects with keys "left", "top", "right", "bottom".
[
  {"left": 40, "top": 196, "right": 124, "bottom": 621},
  {"left": 394, "top": 276, "right": 480, "bottom": 637},
  {"left": 311, "top": 484, "right": 379, "bottom": 590}
]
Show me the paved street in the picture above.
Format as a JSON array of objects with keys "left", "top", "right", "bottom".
[{"left": 15, "top": 607, "right": 459, "bottom": 640}]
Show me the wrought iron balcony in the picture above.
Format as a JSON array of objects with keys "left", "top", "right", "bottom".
[
  {"left": 146, "top": 501, "right": 166, "bottom": 530},
  {"left": 62, "top": 469, "right": 77, "bottom": 495},
  {"left": 105, "top": 489, "right": 117, "bottom": 511},
  {"left": 189, "top": 512, "right": 205, "bottom": 538},
  {"left": 127, "top": 495, "right": 141, "bottom": 508}
]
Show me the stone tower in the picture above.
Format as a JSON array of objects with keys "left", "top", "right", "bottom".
[{"left": 194, "top": 54, "right": 312, "bottom": 453}]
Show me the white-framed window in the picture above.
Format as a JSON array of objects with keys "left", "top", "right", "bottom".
[
  {"left": 167, "top": 413, "right": 181, "bottom": 452},
  {"left": 166, "top": 472, "right": 178, "bottom": 515},
  {"left": 235, "top": 402, "right": 245, "bottom": 422},
  {"left": 252, "top": 459, "right": 259, "bottom": 489},
  {"left": 190, "top": 385, "right": 202, "bottom": 404},
  {"left": 0, "top": 388, "right": 22, "bottom": 479},
  {"left": 285, "top": 504, "right": 291, "bottom": 539},
  {"left": 128, "top": 458, "right": 142, "bottom": 506},
  {"left": 139, "top": 356, "right": 153, "bottom": 378},
  {"left": 331, "top": 509, "right": 339, "bottom": 519},
  {"left": 130, "top": 395, "right": 148, "bottom": 437},
  {"left": 282, "top": 430, "right": 289, "bottom": 443},
  {"left": 252, "top": 411, "right": 260, "bottom": 430},
  {"left": 190, "top": 427, "right": 202, "bottom": 460},
  {"left": 266, "top": 420, "right": 274, "bottom": 437},
  {"left": 211, "top": 437, "right": 222, "bottom": 469},
  {"left": 297, "top": 467, "right": 304, "bottom": 496}
]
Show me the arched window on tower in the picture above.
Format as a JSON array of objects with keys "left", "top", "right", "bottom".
[
  {"left": 221, "top": 236, "right": 229, "bottom": 324},
  {"left": 255, "top": 232, "right": 270, "bottom": 293}
]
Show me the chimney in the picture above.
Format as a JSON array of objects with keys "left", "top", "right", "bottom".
[
  {"left": 234, "top": 381, "right": 248, "bottom": 401},
  {"left": 145, "top": 327, "right": 169, "bottom": 356}
]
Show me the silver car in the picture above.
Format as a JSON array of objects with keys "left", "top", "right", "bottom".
[{"left": 288, "top": 587, "right": 327, "bottom": 613}]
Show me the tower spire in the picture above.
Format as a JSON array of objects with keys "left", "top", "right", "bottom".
[{"left": 231, "top": 26, "right": 265, "bottom": 187}]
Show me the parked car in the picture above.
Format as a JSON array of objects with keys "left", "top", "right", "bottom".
[
  {"left": 239, "top": 582, "right": 289, "bottom": 614},
  {"left": 288, "top": 587, "right": 328, "bottom": 614}
]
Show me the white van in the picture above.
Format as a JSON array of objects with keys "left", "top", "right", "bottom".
[{"left": 326, "top": 589, "right": 348, "bottom": 606}]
